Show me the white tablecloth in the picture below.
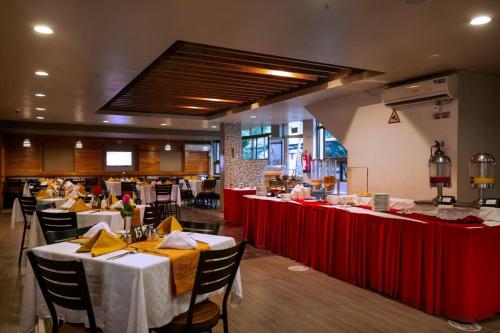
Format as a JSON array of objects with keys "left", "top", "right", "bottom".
[
  {"left": 21, "top": 233, "right": 242, "bottom": 333},
  {"left": 179, "top": 180, "right": 221, "bottom": 197},
  {"left": 26, "top": 205, "right": 148, "bottom": 249},
  {"left": 328, "top": 195, "right": 416, "bottom": 210},
  {"left": 105, "top": 181, "right": 122, "bottom": 196},
  {"left": 10, "top": 197, "right": 66, "bottom": 230}
]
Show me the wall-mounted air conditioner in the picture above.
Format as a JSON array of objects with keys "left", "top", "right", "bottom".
[{"left": 382, "top": 75, "right": 458, "bottom": 108}]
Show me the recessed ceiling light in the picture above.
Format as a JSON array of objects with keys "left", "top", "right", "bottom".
[
  {"left": 178, "top": 105, "right": 211, "bottom": 110},
  {"left": 160, "top": 123, "right": 167, "bottom": 126},
  {"left": 36, "top": 116, "right": 45, "bottom": 120},
  {"left": 470, "top": 15, "right": 491, "bottom": 26},
  {"left": 102, "top": 120, "right": 110, "bottom": 123},
  {"left": 35, "top": 107, "right": 46, "bottom": 111},
  {"left": 211, "top": 125, "right": 217, "bottom": 128},
  {"left": 250, "top": 115, "right": 257, "bottom": 119},
  {"left": 34, "top": 25, "right": 54, "bottom": 34},
  {"left": 35, "top": 93, "right": 46, "bottom": 97},
  {"left": 35, "top": 71, "right": 49, "bottom": 76}
]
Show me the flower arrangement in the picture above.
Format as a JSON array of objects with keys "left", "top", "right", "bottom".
[{"left": 120, "top": 194, "right": 136, "bottom": 217}]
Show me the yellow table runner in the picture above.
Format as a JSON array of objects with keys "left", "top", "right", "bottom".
[{"left": 132, "top": 239, "right": 210, "bottom": 296}]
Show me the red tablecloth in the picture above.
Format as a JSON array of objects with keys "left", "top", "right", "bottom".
[
  {"left": 242, "top": 197, "right": 500, "bottom": 323},
  {"left": 223, "top": 189, "right": 256, "bottom": 224}
]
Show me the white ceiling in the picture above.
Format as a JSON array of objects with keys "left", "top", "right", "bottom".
[{"left": 1, "top": 0, "right": 499, "bottom": 132}]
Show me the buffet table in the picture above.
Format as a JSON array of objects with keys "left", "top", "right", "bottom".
[
  {"left": 223, "top": 188, "right": 256, "bottom": 224},
  {"left": 242, "top": 195, "right": 500, "bottom": 323},
  {"left": 20, "top": 233, "right": 242, "bottom": 333}
]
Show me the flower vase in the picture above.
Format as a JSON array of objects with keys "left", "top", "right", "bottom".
[{"left": 124, "top": 216, "right": 132, "bottom": 231}]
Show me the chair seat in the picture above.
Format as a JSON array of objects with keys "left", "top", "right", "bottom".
[{"left": 163, "top": 300, "right": 220, "bottom": 333}]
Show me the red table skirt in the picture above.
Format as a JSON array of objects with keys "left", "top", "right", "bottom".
[
  {"left": 223, "top": 189, "right": 256, "bottom": 224},
  {"left": 242, "top": 197, "right": 500, "bottom": 323}
]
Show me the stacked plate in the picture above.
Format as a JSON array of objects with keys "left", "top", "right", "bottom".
[{"left": 372, "top": 193, "right": 390, "bottom": 212}]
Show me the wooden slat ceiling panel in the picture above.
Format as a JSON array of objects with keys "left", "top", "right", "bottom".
[{"left": 101, "top": 41, "right": 365, "bottom": 117}]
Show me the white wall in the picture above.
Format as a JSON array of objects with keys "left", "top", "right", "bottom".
[
  {"left": 307, "top": 90, "right": 459, "bottom": 200},
  {"left": 457, "top": 72, "right": 500, "bottom": 202}
]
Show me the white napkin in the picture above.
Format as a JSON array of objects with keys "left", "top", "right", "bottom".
[
  {"left": 83, "top": 222, "right": 115, "bottom": 238},
  {"left": 65, "top": 190, "right": 78, "bottom": 199},
  {"left": 110, "top": 200, "right": 123, "bottom": 209},
  {"left": 60, "top": 198, "right": 76, "bottom": 209},
  {"left": 157, "top": 231, "right": 197, "bottom": 249}
]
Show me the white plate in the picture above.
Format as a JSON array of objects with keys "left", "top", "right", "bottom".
[{"left": 303, "top": 199, "right": 318, "bottom": 203}]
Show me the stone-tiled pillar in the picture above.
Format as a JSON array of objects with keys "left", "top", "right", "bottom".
[{"left": 220, "top": 123, "right": 267, "bottom": 210}]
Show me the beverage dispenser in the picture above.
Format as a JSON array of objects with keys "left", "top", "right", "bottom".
[
  {"left": 323, "top": 159, "right": 337, "bottom": 192},
  {"left": 469, "top": 152, "right": 496, "bottom": 205},
  {"left": 310, "top": 159, "right": 325, "bottom": 199},
  {"left": 428, "top": 141, "right": 452, "bottom": 203}
]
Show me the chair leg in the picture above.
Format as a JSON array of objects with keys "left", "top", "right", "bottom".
[{"left": 18, "top": 226, "right": 27, "bottom": 265}]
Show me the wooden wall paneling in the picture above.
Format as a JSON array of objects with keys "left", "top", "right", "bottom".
[
  {"left": 138, "top": 144, "right": 160, "bottom": 174},
  {"left": 4, "top": 136, "right": 43, "bottom": 176},
  {"left": 184, "top": 151, "right": 209, "bottom": 174},
  {"left": 0, "top": 135, "right": 4, "bottom": 209},
  {"left": 75, "top": 141, "right": 102, "bottom": 174},
  {"left": 2, "top": 134, "right": 212, "bottom": 177}
]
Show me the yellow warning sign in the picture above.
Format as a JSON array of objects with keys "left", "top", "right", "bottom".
[{"left": 388, "top": 109, "right": 400, "bottom": 124}]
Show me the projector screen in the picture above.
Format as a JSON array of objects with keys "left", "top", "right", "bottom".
[{"left": 106, "top": 151, "right": 133, "bottom": 166}]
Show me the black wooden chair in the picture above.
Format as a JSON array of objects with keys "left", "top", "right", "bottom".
[
  {"left": 84, "top": 178, "right": 99, "bottom": 192},
  {"left": 27, "top": 251, "right": 99, "bottom": 333},
  {"left": 18, "top": 196, "right": 37, "bottom": 264},
  {"left": 30, "top": 184, "right": 48, "bottom": 197},
  {"left": 143, "top": 205, "right": 161, "bottom": 227},
  {"left": 181, "top": 179, "right": 194, "bottom": 206},
  {"left": 179, "top": 220, "right": 220, "bottom": 235},
  {"left": 155, "top": 184, "right": 180, "bottom": 220},
  {"left": 37, "top": 211, "right": 78, "bottom": 244},
  {"left": 196, "top": 180, "right": 217, "bottom": 209},
  {"left": 121, "top": 181, "right": 141, "bottom": 204},
  {"left": 156, "top": 241, "right": 246, "bottom": 333},
  {"left": 45, "top": 225, "right": 93, "bottom": 245}
]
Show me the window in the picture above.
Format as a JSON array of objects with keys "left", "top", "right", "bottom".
[
  {"left": 269, "top": 141, "right": 283, "bottom": 165},
  {"left": 106, "top": 151, "right": 133, "bottom": 166},
  {"left": 242, "top": 134, "right": 269, "bottom": 160},
  {"left": 241, "top": 125, "right": 271, "bottom": 137},
  {"left": 316, "top": 123, "right": 347, "bottom": 159},
  {"left": 213, "top": 141, "right": 220, "bottom": 175},
  {"left": 286, "top": 137, "right": 303, "bottom": 177}
]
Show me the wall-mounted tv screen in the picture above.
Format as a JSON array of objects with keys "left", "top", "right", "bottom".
[{"left": 106, "top": 151, "right": 133, "bottom": 167}]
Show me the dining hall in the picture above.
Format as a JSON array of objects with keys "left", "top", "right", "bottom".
[{"left": 1, "top": 1, "right": 500, "bottom": 332}]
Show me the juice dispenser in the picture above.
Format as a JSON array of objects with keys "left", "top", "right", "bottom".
[
  {"left": 428, "top": 141, "right": 452, "bottom": 203},
  {"left": 310, "top": 159, "right": 325, "bottom": 199},
  {"left": 469, "top": 152, "right": 496, "bottom": 205},
  {"left": 323, "top": 159, "right": 337, "bottom": 192}
]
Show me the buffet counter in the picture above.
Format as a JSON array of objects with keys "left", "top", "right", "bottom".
[
  {"left": 223, "top": 188, "right": 256, "bottom": 224},
  {"left": 241, "top": 195, "right": 500, "bottom": 323}
]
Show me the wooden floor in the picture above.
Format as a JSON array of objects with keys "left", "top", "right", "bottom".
[{"left": 2, "top": 208, "right": 500, "bottom": 333}]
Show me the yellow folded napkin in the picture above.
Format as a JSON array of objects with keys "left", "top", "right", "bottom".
[
  {"left": 106, "top": 177, "right": 118, "bottom": 182},
  {"left": 111, "top": 195, "right": 118, "bottom": 204},
  {"left": 156, "top": 216, "right": 183, "bottom": 235},
  {"left": 76, "top": 229, "right": 127, "bottom": 257},
  {"left": 129, "top": 177, "right": 137, "bottom": 182},
  {"left": 69, "top": 198, "right": 92, "bottom": 212},
  {"left": 164, "top": 180, "right": 173, "bottom": 185},
  {"left": 39, "top": 177, "right": 46, "bottom": 183},
  {"left": 36, "top": 189, "right": 52, "bottom": 199},
  {"left": 140, "top": 181, "right": 149, "bottom": 186},
  {"left": 132, "top": 239, "right": 210, "bottom": 295}
]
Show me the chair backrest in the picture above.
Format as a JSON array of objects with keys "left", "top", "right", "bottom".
[
  {"left": 31, "top": 184, "right": 48, "bottom": 196},
  {"left": 27, "top": 251, "right": 97, "bottom": 331},
  {"left": 121, "top": 182, "right": 136, "bottom": 194},
  {"left": 143, "top": 206, "right": 160, "bottom": 226},
  {"left": 19, "top": 197, "right": 37, "bottom": 221},
  {"left": 179, "top": 220, "right": 220, "bottom": 235},
  {"left": 186, "top": 241, "right": 246, "bottom": 330},
  {"left": 184, "top": 179, "right": 192, "bottom": 191},
  {"left": 155, "top": 184, "right": 172, "bottom": 197},
  {"left": 45, "top": 225, "right": 93, "bottom": 245},
  {"left": 37, "top": 211, "right": 78, "bottom": 243},
  {"left": 202, "top": 180, "right": 216, "bottom": 192}
]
